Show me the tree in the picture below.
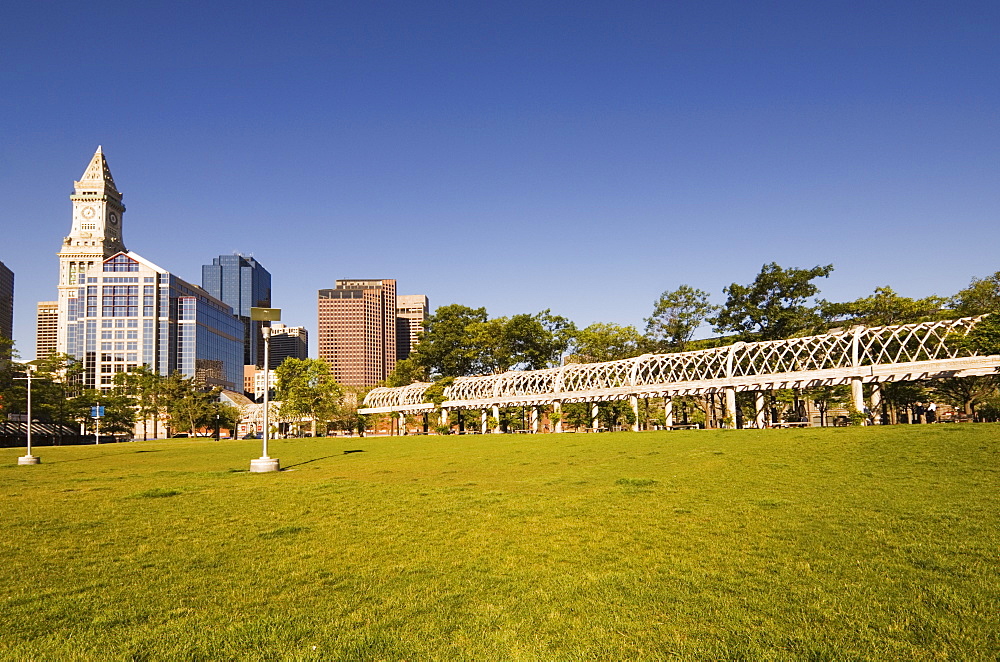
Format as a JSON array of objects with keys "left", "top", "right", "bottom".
[
  {"left": 274, "top": 358, "right": 344, "bottom": 437},
  {"left": 569, "top": 323, "right": 646, "bottom": 363},
  {"left": 880, "top": 381, "right": 928, "bottom": 424},
  {"left": 409, "top": 304, "right": 488, "bottom": 378},
  {"left": 161, "top": 372, "right": 219, "bottom": 436},
  {"left": 955, "top": 313, "right": 1000, "bottom": 357},
  {"left": 931, "top": 376, "right": 999, "bottom": 417},
  {"left": 821, "top": 286, "right": 945, "bottom": 328},
  {"left": 30, "top": 354, "right": 90, "bottom": 440},
  {"left": 950, "top": 271, "right": 1000, "bottom": 317},
  {"left": 712, "top": 262, "right": 834, "bottom": 341},
  {"left": 113, "top": 366, "right": 165, "bottom": 440},
  {"left": 645, "top": 285, "right": 717, "bottom": 352},
  {"left": 466, "top": 310, "right": 577, "bottom": 373},
  {"left": 384, "top": 357, "right": 428, "bottom": 387},
  {"left": 803, "top": 384, "right": 850, "bottom": 427}
]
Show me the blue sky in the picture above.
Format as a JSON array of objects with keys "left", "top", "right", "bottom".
[{"left": 2, "top": 1, "right": 998, "bottom": 359}]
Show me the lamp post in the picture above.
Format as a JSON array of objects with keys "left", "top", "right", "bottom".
[
  {"left": 249, "top": 307, "right": 281, "bottom": 472},
  {"left": 15, "top": 362, "right": 40, "bottom": 465}
]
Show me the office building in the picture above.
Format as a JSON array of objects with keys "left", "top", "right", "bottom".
[
  {"left": 36, "top": 301, "right": 58, "bottom": 361},
  {"left": 318, "top": 279, "right": 397, "bottom": 387},
  {"left": 55, "top": 146, "right": 128, "bottom": 355},
  {"left": 268, "top": 323, "right": 308, "bottom": 369},
  {"left": 49, "top": 149, "right": 244, "bottom": 391},
  {"left": 202, "top": 254, "right": 271, "bottom": 367},
  {"left": 0, "top": 260, "right": 12, "bottom": 342},
  {"left": 396, "top": 294, "right": 428, "bottom": 361},
  {"left": 65, "top": 252, "right": 244, "bottom": 390},
  {"left": 244, "top": 365, "right": 257, "bottom": 397}
]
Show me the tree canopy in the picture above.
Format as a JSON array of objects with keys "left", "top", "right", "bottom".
[
  {"left": 711, "top": 262, "right": 833, "bottom": 341},
  {"left": 822, "top": 286, "right": 945, "bottom": 327},
  {"left": 645, "top": 285, "right": 717, "bottom": 352}
]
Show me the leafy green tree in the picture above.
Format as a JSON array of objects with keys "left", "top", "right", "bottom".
[
  {"left": 31, "top": 354, "right": 90, "bottom": 439},
  {"left": 466, "top": 310, "right": 577, "bottom": 373},
  {"left": 79, "top": 390, "right": 136, "bottom": 436},
  {"left": 645, "top": 285, "right": 717, "bottom": 352},
  {"left": 803, "top": 384, "right": 850, "bottom": 427},
  {"left": 410, "top": 304, "right": 488, "bottom": 378},
  {"left": 821, "top": 286, "right": 945, "bottom": 327},
  {"left": 954, "top": 313, "right": 1000, "bottom": 357},
  {"left": 711, "top": 262, "right": 834, "bottom": 340},
  {"left": 384, "top": 357, "right": 429, "bottom": 387},
  {"left": 880, "top": 381, "right": 927, "bottom": 424},
  {"left": 274, "top": 358, "right": 344, "bottom": 436},
  {"left": 161, "top": 372, "right": 219, "bottom": 436},
  {"left": 570, "top": 323, "right": 646, "bottom": 363},
  {"left": 113, "top": 366, "right": 166, "bottom": 440},
  {"left": 949, "top": 271, "right": 1000, "bottom": 316},
  {"left": 931, "top": 376, "right": 999, "bottom": 417}
]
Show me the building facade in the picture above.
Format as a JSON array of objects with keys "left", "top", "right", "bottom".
[
  {"left": 55, "top": 147, "right": 127, "bottom": 356},
  {"left": 65, "top": 252, "right": 244, "bottom": 390},
  {"left": 35, "top": 301, "right": 58, "bottom": 361},
  {"left": 201, "top": 254, "right": 271, "bottom": 367},
  {"left": 318, "top": 279, "right": 397, "bottom": 387},
  {"left": 268, "top": 323, "right": 308, "bottom": 369},
  {"left": 0, "top": 260, "right": 13, "bottom": 343},
  {"left": 396, "top": 294, "right": 428, "bottom": 361}
]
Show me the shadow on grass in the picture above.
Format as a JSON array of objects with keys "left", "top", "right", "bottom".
[
  {"left": 281, "top": 455, "right": 341, "bottom": 469},
  {"left": 42, "top": 448, "right": 158, "bottom": 464}
]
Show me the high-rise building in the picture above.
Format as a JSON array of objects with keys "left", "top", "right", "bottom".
[
  {"left": 202, "top": 254, "right": 271, "bottom": 367},
  {"left": 65, "top": 252, "right": 244, "bottom": 390},
  {"left": 267, "top": 323, "right": 308, "bottom": 369},
  {"left": 49, "top": 149, "right": 244, "bottom": 391},
  {"left": 0, "top": 260, "right": 13, "bottom": 343},
  {"left": 55, "top": 147, "right": 127, "bottom": 356},
  {"left": 36, "top": 301, "right": 58, "bottom": 361},
  {"left": 318, "top": 279, "right": 397, "bottom": 387},
  {"left": 396, "top": 294, "right": 428, "bottom": 361}
]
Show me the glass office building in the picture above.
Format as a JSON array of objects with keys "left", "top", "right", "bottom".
[
  {"left": 66, "top": 252, "right": 243, "bottom": 390},
  {"left": 202, "top": 254, "right": 271, "bottom": 368}
]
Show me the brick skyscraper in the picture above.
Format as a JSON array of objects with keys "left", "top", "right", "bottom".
[{"left": 318, "top": 280, "right": 397, "bottom": 387}]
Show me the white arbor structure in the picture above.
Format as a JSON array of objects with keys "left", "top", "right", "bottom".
[{"left": 360, "top": 316, "right": 999, "bottom": 430}]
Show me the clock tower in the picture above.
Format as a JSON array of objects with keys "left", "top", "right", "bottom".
[{"left": 55, "top": 146, "right": 128, "bottom": 354}]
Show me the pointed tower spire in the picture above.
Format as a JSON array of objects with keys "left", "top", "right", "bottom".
[{"left": 76, "top": 145, "right": 120, "bottom": 196}]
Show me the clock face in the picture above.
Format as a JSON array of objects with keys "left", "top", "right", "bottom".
[
  {"left": 109, "top": 212, "right": 118, "bottom": 225},
  {"left": 81, "top": 206, "right": 96, "bottom": 219}
]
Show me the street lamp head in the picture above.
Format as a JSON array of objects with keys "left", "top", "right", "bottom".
[{"left": 250, "top": 307, "right": 282, "bottom": 322}]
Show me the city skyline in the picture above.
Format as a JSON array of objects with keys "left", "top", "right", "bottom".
[{"left": 3, "top": 2, "right": 998, "bottom": 361}]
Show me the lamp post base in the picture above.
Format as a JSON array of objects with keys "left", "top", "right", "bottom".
[
  {"left": 18, "top": 455, "right": 41, "bottom": 465},
  {"left": 250, "top": 457, "right": 280, "bottom": 473}
]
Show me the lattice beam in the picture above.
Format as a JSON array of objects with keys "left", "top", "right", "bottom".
[{"left": 360, "top": 316, "right": 996, "bottom": 414}]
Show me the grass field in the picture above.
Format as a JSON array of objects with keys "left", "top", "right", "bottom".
[{"left": 2, "top": 425, "right": 999, "bottom": 661}]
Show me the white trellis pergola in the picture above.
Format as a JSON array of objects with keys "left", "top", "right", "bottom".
[{"left": 360, "top": 316, "right": 999, "bottom": 430}]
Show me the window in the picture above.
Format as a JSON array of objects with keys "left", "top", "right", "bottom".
[{"left": 103, "top": 255, "right": 139, "bottom": 272}]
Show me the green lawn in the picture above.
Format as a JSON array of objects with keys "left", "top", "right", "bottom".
[{"left": 1, "top": 425, "right": 998, "bottom": 660}]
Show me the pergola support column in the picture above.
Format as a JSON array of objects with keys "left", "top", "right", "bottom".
[
  {"left": 851, "top": 376, "right": 864, "bottom": 414},
  {"left": 440, "top": 408, "right": 449, "bottom": 432},
  {"left": 492, "top": 405, "right": 500, "bottom": 434},
  {"left": 591, "top": 402, "right": 599, "bottom": 429},
  {"left": 630, "top": 395, "right": 640, "bottom": 432},
  {"left": 724, "top": 386, "right": 737, "bottom": 429},
  {"left": 531, "top": 407, "right": 540, "bottom": 433},
  {"left": 870, "top": 382, "right": 883, "bottom": 425},
  {"left": 553, "top": 401, "right": 562, "bottom": 433},
  {"left": 664, "top": 396, "right": 673, "bottom": 428},
  {"left": 755, "top": 391, "right": 767, "bottom": 429},
  {"left": 481, "top": 409, "right": 488, "bottom": 434},
  {"left": 398, "top": 412, "right": 406, "bottom": 435}
]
